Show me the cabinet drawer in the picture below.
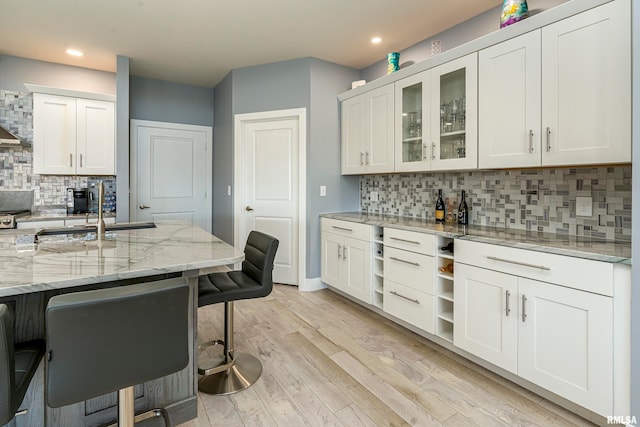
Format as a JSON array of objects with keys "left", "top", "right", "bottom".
[
  {"left": 384, "top": 247, "right": 435, "bottom": 294},
  {"left": 384, "top": 228, "right": 434, "bottom": 255},
  {"left": 455, "top": 240, "right": 614, "bottom": 296},
  {"left": 384, "top": 279, "right": 434, "bottom": 334},
  {"left": 321, "top": 218, "right": 372, "bottom": 242}
]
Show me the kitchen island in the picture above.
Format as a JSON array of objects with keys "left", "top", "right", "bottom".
[{"left": 0, "top": 222, "right": 244, "bottom": 426}]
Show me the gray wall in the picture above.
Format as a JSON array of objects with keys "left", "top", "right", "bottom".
[
  {"left": 360, "top": 0, "right": 567, "bottom": 83},
  {"left": 631, "top": 0, "right": 639, "bottom": 419},
  {"left": 212, "top": 72, "right": 234, "bottom": 243},
  {"left": 308, "top": 58, "right": 360, "bottom": 277},
  {"left": 116, "top": 56, "right": 130, "bottom": 223},
  {"left": 0, "top": 55, "right": 115, "bottom": 94},
  {"left": 129, "top": 76, "right": 214, "bottom": 126}
]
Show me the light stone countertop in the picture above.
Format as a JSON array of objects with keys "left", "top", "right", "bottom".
[
  {"left": 321, "top": 212, "right": 632, "bottom": 264},
  {"left": 0, "top": 222, "right": 244, "bottom": 297}
]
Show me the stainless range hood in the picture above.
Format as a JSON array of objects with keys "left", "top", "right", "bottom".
[{"left": 0, "top": 125, "right": 24, "bottom": 147}]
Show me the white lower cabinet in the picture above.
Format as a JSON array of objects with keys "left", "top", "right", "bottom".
[
  {"left": 454, "top": 259, "right": 614, "bottom": 416},
  {"left": 383, "top": 228, "right": 436, "bottom": 334},
  {"left": 321, "top": 219, "right": 373, "bottom": 304}
]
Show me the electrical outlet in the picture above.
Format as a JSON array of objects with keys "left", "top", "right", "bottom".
[
  {"left": 370, "top": 191, "right": 379, "bottom": 202},
  {"left": 576, "top": 196, "right": 592, "bottom": 217},
  {"left": 320, "top": 185, "right": 326, "bottom": 197}
]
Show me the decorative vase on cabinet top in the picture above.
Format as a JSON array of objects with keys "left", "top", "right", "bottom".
[{"left": 500, "top": 0, "right": 529, "bottom": 28}]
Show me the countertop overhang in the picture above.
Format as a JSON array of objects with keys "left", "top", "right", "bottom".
[
  {"left": 321, "top": 212, "right": 631, "bottom": 264},
  {"left": 0, "top": 222, "right": 244, "bottom": 297}
]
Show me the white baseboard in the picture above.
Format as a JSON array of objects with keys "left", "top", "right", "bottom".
[{"left": 299, "top": 277, "right": 326, "bottom": 292}]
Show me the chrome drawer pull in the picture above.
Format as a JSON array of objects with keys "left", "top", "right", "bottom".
[
  {"left": 343, "top": 245, "right": 347, "bottom": 260},
  {"left": 390, "top": 291, "right": 419, "bottom": 304},
  {"left": 337, "top": 245, "right": 342, "bottom": 259},
  {"left": 389, "top": 256, "right": 420, "bottom": 267},
  {"left": 546, "top": 127, "right": 551, "bottom": 151},
  {"left": 389, "top": 236, "right": 420, "bottom": 245},
  {"left": 331, "top": 226, "right": 353, "bottom": 232},
  {"left": 522, "top": 295, "right": 527, "bottom": 322},
  {"left": 505, "top": 290, "right": 511, "bottom": 316},
  {"left": 486, "top": 256, "right": 550, "bottom": 271},
  {"left": 529, "top": 129, "right": 534, "bottom": 153}
]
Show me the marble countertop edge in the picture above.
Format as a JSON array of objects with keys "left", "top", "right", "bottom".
[{"left": 320, "top": 212, "right": 632, "bottom": 264}]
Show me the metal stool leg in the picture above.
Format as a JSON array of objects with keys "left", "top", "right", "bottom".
[{"left": 198, "top": 301, "right": 263, "bottom": 395}]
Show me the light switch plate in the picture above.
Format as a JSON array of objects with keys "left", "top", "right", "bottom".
[
  {"left": 576, "top": 196, "right": 593, "bottom": 217},
  {"left": 370, "top": 191, "right": 379, "bottom": 202},
  {"left": 320, "top": 185, "right": 326, "bottom": 197}
]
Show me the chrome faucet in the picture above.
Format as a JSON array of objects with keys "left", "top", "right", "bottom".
[{"left": 96, "top": 181, "right": 106, "bottom": 236}]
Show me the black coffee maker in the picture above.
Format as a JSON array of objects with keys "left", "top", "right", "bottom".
[{"left": 66, "top": 188, "right": 89, "bottom": 214}]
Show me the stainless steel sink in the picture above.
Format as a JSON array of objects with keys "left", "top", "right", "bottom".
[{"left": 36, "top": 222, "right": 156, "bottom": 236}]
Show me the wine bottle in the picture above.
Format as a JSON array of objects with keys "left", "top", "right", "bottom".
[
  {"left": 440, "top": 241, "right": 454, "bottom": 254},
  {"left": 435, "top": 189, "right": 445, "bottom": 223},
  {"left": 458, "top": 190, "right": 468, "bottom": 225}
]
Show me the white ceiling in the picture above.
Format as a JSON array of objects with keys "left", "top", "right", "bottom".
[{"left": 2, "top": 0, "right": 501, "bottom": 88}]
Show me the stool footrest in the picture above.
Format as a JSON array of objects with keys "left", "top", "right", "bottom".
[{"left": 198, "top": 352, "right": 262, "bottom": 395}]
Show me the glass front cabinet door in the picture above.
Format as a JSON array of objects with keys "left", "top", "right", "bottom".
[
  {"left": 394, "top": 70, "right": 430, "bottom": 172},
  {"left": 430, "top": 53, "right": 478, "bottom": 171}
]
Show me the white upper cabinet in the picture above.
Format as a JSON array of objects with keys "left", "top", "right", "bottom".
[
  {"left": 341, "top": 85, "right": 394, "bottom": 175},
  {"left": 541, "top": 0, "right": 630, "bottom": 166},
  {"left": 34, "top": 93, "right": 115, "bottom": 175},
  {"left": 479, "top": 0, "right": 630, "bottom": 168},
  {"left": 394, "top": 70, "right": 431, "bottom": 172},
  {"left": 76, "top": 98, "right": 116, "bottom": 175},
  {"left": 430, "top": 53, "right": 478, "bottom": 171},
  {"left": 479, "top": 31, "right": 542, "bottom": 169}
]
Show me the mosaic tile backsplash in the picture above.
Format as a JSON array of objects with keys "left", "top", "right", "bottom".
[
  {"left": 0, "top": 90, "right": 116, "bottom": 207},
  {"left": 360, "top": 166, "right": 632, "bottom": 241}
]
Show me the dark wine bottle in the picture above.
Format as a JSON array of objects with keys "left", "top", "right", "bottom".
[
  {"left": 458, "top": 190, "right": 468, "bottom": 225},
  {"left": 435, "top": 189, "right": 445, "bottom": 223},
  {"left": 440, "top": 241, "right": 454, "bottom": 254}
]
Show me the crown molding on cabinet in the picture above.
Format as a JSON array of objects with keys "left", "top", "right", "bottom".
[{"left": 24, "top": 83, "right": 116, "bottom": 102}]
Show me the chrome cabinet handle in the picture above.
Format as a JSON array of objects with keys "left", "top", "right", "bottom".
[
  {"left": 423, "top": 143, "right": 427, "bottom": 160},
  {"left": 390, "top": 291, "right": 420, "bottom": 304},
  {"left": 389, "top": 236, "right": 420, "bottom": 245},
  {"left": 505, "top": 290, "right": 511, "bottom": 316},
  {"left": 360, "top": 152, "right": 364, "bottom": 166},
  {"left": 80, "top": 154, "right": 83, "bottom": 168},
  {"left": 529, "top": 130, "right": 534, "bottom": 153},
  {"left": 343, "top": 245, "right": 347, "bottom": 260},
  {"left": 432, "top": 142, "right": 436, "bottom": 160},
  {"left": 522, "top": 295, "right": 527, "bottom": 322},
  {"left": 546, "top": 127, "right": 551, "bottom": 151},
  {"left": 331, "top": 225, "right": 352, "bottom": 232},
  {"left": 245, "top": 206, "right": 254, "bottom": 211},
  {"left": 338, "top": 245, "right": 342, "bottom": 259},
  {"left": 486, "top": 256, "right": 550, "bottom": 271},
  {"left": 365, "top": 151, "right": 369, "bottom": 165},
  {"left": 139, "top": 204, "right": 150, "bottom": 209},
  {"left": 70, "top": 153, "right": 73, "bottom": 167},
  {"left": 389, "top": 256, "right": 420, "bottom": 267}
]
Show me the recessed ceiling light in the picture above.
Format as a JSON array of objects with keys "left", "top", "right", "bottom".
[
  {"left": 66, "top": 49, "right": 84, "bottom": 57},
  {"left": 371, "top": 37, "right": 382, "bottom": 44}
]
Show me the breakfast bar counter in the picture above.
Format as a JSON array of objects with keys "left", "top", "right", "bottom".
[{"left": 0, "top": 222, "right": 244, "bottom": 426}]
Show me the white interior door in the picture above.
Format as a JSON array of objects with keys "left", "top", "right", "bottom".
[
  {"left": 130, "top": 120, "right": 212, "bottom": 232},
  {"left": 235, "top": 109, "right": 305, "bottom": 286}
]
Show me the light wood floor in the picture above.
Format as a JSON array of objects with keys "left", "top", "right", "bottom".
[{"left": 183, "top": 284, "right": 597, "bottom": 427}]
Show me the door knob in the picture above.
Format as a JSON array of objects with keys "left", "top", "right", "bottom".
[
  {"left": 245, "top": 206, "right": 254, "bottom": 212},
  {"left": 139, "top": 204, "right": 150, "bottom": 209}
]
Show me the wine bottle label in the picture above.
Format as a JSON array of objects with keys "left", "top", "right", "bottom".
[{"left": 436, "top": 210, "right": 445, "bottom": 220}]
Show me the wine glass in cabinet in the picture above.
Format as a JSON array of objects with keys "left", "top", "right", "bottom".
[
  {"left": 430, "top": 53, "right": 478, "bottom": 171},
  {"left": 394, "top": 70, "right": 431, "bottom": 172}
]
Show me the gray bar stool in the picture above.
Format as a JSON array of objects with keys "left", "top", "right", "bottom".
[
  {"left": 45, "top": 277, "right": 189, "bottom": 427},
  {"left": 0, "top": 304, "right": 45, "bottom": 426},
  {"left": 198, "top": 231, "right": 278, "bottom": 395}
]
